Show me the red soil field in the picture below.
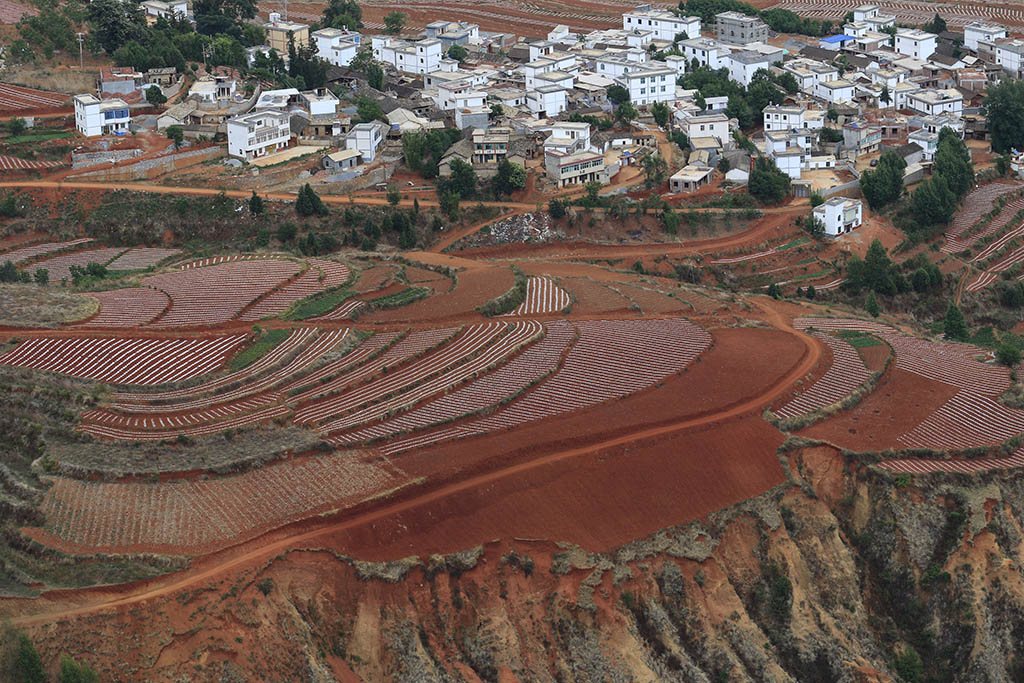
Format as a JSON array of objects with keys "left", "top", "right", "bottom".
[
  {"left": 858, "top": 343, "right": 890, "bottom": 372},
  {"left": 350, "top": 263, "right": 399, "bottom": 293},
  {"left": 798, "top": 367, "right": 961, "bottom": 451},
  {"left": 404, "top": 264, "right": 454, "bottom": 293},
  {"left": 612, "top": 282, "right": 690, "bottom": 314},
  {"left": 315, "top": 415, "right": 785, "bottom": 561},
  {"left": 361, "top": 261, "right": 514, "bottom": 323},
  {"left": 556, "top": 276, "right": 634, "bottom": 315}
]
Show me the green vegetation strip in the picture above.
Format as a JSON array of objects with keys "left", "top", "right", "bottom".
[
  {"left": 4, "top": 131, "right": 74, "bottom": 144},
  {"left": 228, "top": 329, "right": 290, "bottom": 370},
  {"left": 366, "top": 286, "right": 429, "bottom": 310},
  {"left": 776, "top": 236, "right": 810, "bottom": 251},
  {"left": 837, "top": 330, "right": 883, "bottom": 348},
  {"left": 791, "top": 269, "right": 831, "bottom": 281},
  {"left": 282, "top": 287, "right": 354, "bottom": 320}
]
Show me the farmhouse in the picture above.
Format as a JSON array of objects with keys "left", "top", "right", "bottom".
[
  {"left": 74, "top": 94, "right": 131, "bottom": 137},
  {"left": 544, "top": 149, "right": 605, "bottom": 187},
  {"left": 623, "top": 5, "right": 701, "bottom": 42},
  {"left": 226, "top": 109, "right": 290, "bottom": 161},
  {"left": 345, "top": 122, "right": 387, "bottom": 163},
  {"left": 264, "top": 13, "right": 309, "bottom": 54},
  {"left": 669, "top": 164, "right": 714, "bottom": 193},
  {"left": 813, "top": 197, "right": 863, "bottom": 236}
]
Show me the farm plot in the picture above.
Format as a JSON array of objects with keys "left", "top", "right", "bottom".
[
  {"left": 0, "top": 334, "right": 246, "bottom": 385},
  {"left": 764, "top": 0, "right": 1024, "bottom": 28},
  {"left": 966, "top": 243, "right": 1024, "bottom": 292},
  {"left": 1, "top": 238, "right": 92, "bottom": 265},
  {"left": 322, "top": 321, "right": 541, "bottom": 436},
  {"left": 297, "top": 323, "right": 504, "bottom": 426},
  {"left": 710, "top": 248, "right": 775, "bottom": 265},
  {"left": 83, "top": 393, "right": 279, "bottom": 430},
  {"left": 78, "top": 404, "right": 291, "bottom": 441},
  {"left": 555, "top": 277, "right": 633, "bottom": 314},
  {"left": 963, "top": 199, "right": 1024, "bottom": 261},
  {"left": 0, "top": 0, "right": 36, "bottom": 24},
  {"left": 502, "top": 277, "right": 570, "bottom": 316},
  {"left": 404, "top": 265, "right": 453, "bottom": 293},
  {"left": 38, "top": 450, "right": 400, "bottom": 552},
  {"left": 340, "top": 321, "right": 574, "bottom": 449},
  {"left": 942, "top": 183, "right": 1023, "bottom": 254},
  {"left": 877, "top": 447, "right": 1024, "bottom": 475},
  {"left": 30, "top": 248, "right": 127, "bottom": 282},
  {"left": 239, "top": 258, "right": 350, "bottom": 321},
  {"left": 288, "top": 328, "right": 453, "bottom": 406},
  {"left": 383, "top": 318, "right": 712, "bottom": 455},
  {"left": 360, "top": 263, "right": 514, "bottom": 323},
  {"left": 351, "top": 263, "right": 400, "bottom": 293},
  {"left": 611, "top": 283, "right": 689, "bottom": 314},
  {"left": 176, "top": 254, "right": 282, "bottom": 270},
  {"left": 898, "top": 393, "right": 1024, "bottom": 450},
  {"left": 106, "top": 248, "right": 182, "bottom": 271},
  {"left": 76, "top": 287, "right": 170, "bottom": 327},
  {"left": 0, "top": 154, "right": 64, "bottom": 171},
  {"left": 0, "top": 83, "right": 67, "bottom": 111},
  {"left": 314, "top": 298, "right": 365, "bottom": 321},
  {"left": 774, "top": 332, "right": 873, "bottom": 419},
  {"left": 142, "top": 259, "right": 302, "bottom": 327}
]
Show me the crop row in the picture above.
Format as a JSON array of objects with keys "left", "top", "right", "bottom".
[
  {"left": 877, "top": 447, "right": 1024, "bottom": 475},
  {"left": 502, "top": 277, "right": 570, "bottom": 316},
  {"left": 79, "top": 404, "right": 291, "bottom": 441},
  {"left": 898, "top": 392, "right": 1024, "bottom": 450},
  {"left": 239, "top": 259, "right": 351, "bottom": 321},
  {"left": 76, "top": 287, "right": 169, "bottom": 327},
  {"left": 106, "top": 247, "right": 182, "bottom": 271},
  {"left": 775, "top": 332, "right": 873, "bottom": 419}
]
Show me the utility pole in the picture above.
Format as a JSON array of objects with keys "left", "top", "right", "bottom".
[
  {"left": 76, "top": 32, "right": 84, "bottom": 69},
  {"left": 283, "top": 0, "right": 287, "bottom": 21}
]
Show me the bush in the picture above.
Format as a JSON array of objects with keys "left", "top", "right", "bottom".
[
  {"left": 548, "top": 198, "right": 567, "bottom": 220},
  {"left": 276, "top": 221, "right": 298, "bottom": 243},
  {"left": 997, "top": 342, "right": 1022, "bottom": 368}
]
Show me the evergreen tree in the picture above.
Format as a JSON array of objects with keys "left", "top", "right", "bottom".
[
  {"left": 866, "top": 291, "right": 880, "bottom": 317},
  {"left": 248, "top": 190, "right": 264, "bottom": 216},
  {"left": 943, "top": 301, "right": 968, "bottom": 341},
  {"left": 14, "top": 632, "right": 46, "bottom": 683}
]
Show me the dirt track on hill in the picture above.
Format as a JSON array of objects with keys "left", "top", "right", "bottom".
[{"left": 6, "top": 297, "right": 820, "bottom": 627}]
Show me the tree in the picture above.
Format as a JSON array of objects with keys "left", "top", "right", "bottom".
[
  {"left": 583, "top": 181, "right": 602, "bottom": 205},
  {"left": 439, "top": 190, "right": 460, "bottom": 220},
  {"left": 383, "top": 11, "right": 406, "bottom": 34},
  {"left": 437, "top": 158, "right": 477, "bottom": 199},
  {"left": 295, "top": 184, "right": 327, "bottom": 216},
  {"left": 749, "top": 157, "right": 790, "bottom": 204},
  {"left": 776, "top": 72, "right": 798, "bottom": 95},
  {"left": 826, "top": 108, "right": 839, "bottom": 123},
  {"left": 13, "top": 631, "right": 46, "bottom": 683},
  {"left": 548, "top": 198, "right": 567, "bottom": 219},
  {"left": 386, "top": 185, "right": 401, "bottom": 206},
  {"left": 146, "top": 86, "right": 167, "bottom": 106},
  {"left": 805, "top": 284, "right": 816, "bottom": 299},
  {"left": 355, "top": 95, "right": 383, "bottom": 123},
  {"left": 492, "top": 159, "right": 526, "bottom": 197},
  {"left": 607, "top": 84, "right": 630, "bottom": 106},
  {"left": 489, "top": 102, "right": 503, "bottom": 119},
  {"left": 997, "top": 341, "right": 1022, "bottom": 368},
  {"left": 650, "top": 101, "right": 670, "bottom": 128},
  {"left": 809, "top": 191, "right": 824, "bottom": 207},
  {"left": 615, "top": 102, "right": 638, "bottom": 125},
  {"left": 641, "top": 153, "right": 668, "bottom": 189},
  {"left": 923, "top": 12, "right": 946, "bottom": 34},
  {"left": 5, "top": 117, "right": 26, "bottom": 137},
  {"left": 322, "top": 0, "right": 361, "bottom": 29},
  {"left": 87, "top": 0, "right": 145, "bottom": 54},
  {"left": 59, "top": 655, "right": 100, "bottom": 683},
  {"left": 33, "top": 268, "right": 48, "bottom": 286},
  {"left": 804, "top": 212, "right": 825, "bottom": 237},
  {"left": 911, "top": 172, "right": 957, "bottom": 227},
  {"left": 985, "top": 79, "right": 1024, "bottom": 154},
  {"left": 880, "top": 84, "right": 891, "bottom": 107},
  {"left": 934, "top": 127, "right": 973, "bottom": 199},
  {"left": 718, "top": 156, "right": 731, "bottom": 173},
  {"left": 859, "top": 151, "right": 906, "bottom": 210},
  {"left": 276, "top": 221, "right": 298, "bottom": 242},
  {"left": 447, "top": 44, "right": 468, "bottom": 62},
  {"left": 996, "top": 154, "right": 1012, "bottom": 177},
  {"left": 767, "top": 282, "right": 781, "bottom": 299},
  {"left": 943, "top": 301, "right": 968, "bottom": 341},
  {"left": 248, "top": 190, "right": 264, "bottom": 216},
  {"left": 865, "top": 291, "right": 880, "bottom": 317},
  {"left": 165, "top": 125, "right": 184, "bottom": 150}
]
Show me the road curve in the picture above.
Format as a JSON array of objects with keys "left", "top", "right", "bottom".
[{"left": 8, "top": 297, "right": 820, "bottom": 627}]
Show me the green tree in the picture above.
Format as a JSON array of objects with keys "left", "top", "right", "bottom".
[
  {"left": 826, "top": 108, "right": 839, "bottom": 123},
  {"left": 804, "top": 212, "right": 825, "bottom": 237},
  {"left": 865, "top": 291, "right": 880, "bottom": 317},
  {"left": 943, "top": 301, "right": 968, "bottom": 341},
  {"left": 165, "top": 125, "right": 184, "bottom": 150},
  {"left": 489, "top": 102, "right": 503, "bottom": 119},
  {"left": 749, "top": 157, "right": 790, "bottom": 204},
  {"left": 985, "top": 79, "right": 1024, "bottom": 154},
  {"left": 933, "top": 127, "right": 974, "bottom": 199},
  {"left": 5, "top": 117, "right": 26, "bottom": 137},
  {"left": 492, "top": 159, "right": 526, "bottom": 197},
  {"left": 145, "top": 86, "right": 168, "bottom": 106},
  {"left": 355, "top": 95, "right": 383, "bottom": 123},
  {"left": 447, "top": 44, "right": 468, "bottom": 62},
  {"left": 87, "top": 0, "right": 145, "bottom": 54},
  {"left": 248, "top": 190, "right": 264, "bottom": 216},
  {"left": 321, "top": 0, "right": 361, "bottom": 29},
  {"left": 383, "top": 11, "right": 405, "bottom": 34},
  {"left": 615, "top": 101, "right": 638, "bottom": 125},
  {"left": 996, "top": 154, "right": 1012, "bottom": 177},
  {"left": 997, "top": 341, "right": 1022, "bottom": 368},
  {"left": 809, "top": 191, "right": 824, "bottom": 207},
  {"left": 437, "top": 158, "right": 477, "bottom": 199},
  {"left": 33, "top": 268, "right": 48, "bottom": 286},
  {"left": 923, "top": 12, "right": 946, "bottom": 34},
  {"left": 650, "top": 101, "right": 670, "bottom": 128},
  {"left": 641, "top": 153, "right": 668, "bottom": 189},
  {"left": 584, "top": 180, "right": 602, "bottom": 205},
  {"left": 607, "top": 84, "right": 630, "bottom": 106},
  {"left": 58, "top": 655, "right": 100, "bottom": 683},
  {"left": 718, "top": 156, "right": 731, "bottom": 173},
  {"left": 295, "top": 183, "right": 327, "bottom": 216},
  {"left": 805, "top": 284, "right": 816, "bottom": 299},
  {"left": 880, "top": 84, "right": 891, "bottom": 107},
  {"left": 548, "top": 198, "right": 567, "bottom": 219},
  {"left": 386, "top": 184, "right": 401, "bottom": 206},
  {"left": 911, "top": 172, "right": 956, "bottom": 227},
  {"left": 13, "top": 631, "right": 46, "bottom": 683},
  {"left": 276, "top": 221, "right": 298, "bottom": 242},
  {"left": 439, "top": 190, "right": 460, "bottom": 220},
  {"left": 859, "top": 151, "right": 906, "bottom": 210}
]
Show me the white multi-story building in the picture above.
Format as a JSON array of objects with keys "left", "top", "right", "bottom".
[
  {"left": 527, "top": 85, "right": 568, "bottom": 117},
  {"left": 664, "top": 54, "right": 687, "bottom": 77},
  {"left": 437, "top": 79, "right": 486, "bottom": 110},
  {"left": 891, "top": 81, "right": 921, "bottom": 110},
  {"left": 372, "top": 36, "right": 443, "bottom": 75},
  {"left": 140, "top": 0, "right": 188, "bottom": 23},
  {"left": 770, "top": 146, "right": 804, "bottom": 179},
  {"left": 715, "top": 11, "right": 768, "bottom": 45},
  {"left": 226, "top": 109, "right": 290, "bottom": 161},
  {"left": 522, "top": 53, "right": 578, "bottom": 89},
  {"left": 781, "top": 58, "right": 838, "bottom": 95},
  {"left": 623, "top": 5, "right": 701, "bottom": 42},
  {"left": 995, "top": 39, "right": 1024, "bottom": 79},
  {"left": 906, "top": 88, "right": 963, "bottom": 117},
  {"left": 852, "top": 4, "right": 894, "bottom": 29},
  {"left": 679, "top": 112, "right": 730, "bottom": 145},
  {"left": 964, "top": 21, "right": 1006, "bottom": 51},
  {"left": 680, "top": 38, "right": 733, "bottom": 69},
  {"left": 894, "top": 29, "right": 937, "bottom": 60},
  {"left": 594, "top": 55, "right": 644, "bottom": 80},
  {"left": 544, "top": 149, "right": 605, "bottom": 187},
  {"left": 345, "top": 121, "right": 387, "bottom": 163},
  {"left": 74, "top": 95, "right": 130, "bottom": 137},
  {"left": 813, "top": 197, "right": 863, "bottom": 236},
  {"left": 614, "top": 66, "right": 674, "bottom": 105},
  {"left": 544, "top": 121, "right": 592, "bottom": 154},
  {"left": 312, "top": 28, "right": 361, "bottom": 67},
  {"left": 727, "top": 51, "right": 770, "bottom": 87},
  {"left": 815, "top": 79, "right": 856, "bottom": 104},
  {"left": 763, "top": 104, "right": 813, "bottom": 132},
  {"left": 866, "top": 66, "right": 909, "bottom": 89},
  {"left": 908, "top": 128, "right": 939, "bottom": 161}
]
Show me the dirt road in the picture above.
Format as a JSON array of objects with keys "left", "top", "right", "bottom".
[{"left": 7, "top": 297, "right": 819, "bottom": 627}]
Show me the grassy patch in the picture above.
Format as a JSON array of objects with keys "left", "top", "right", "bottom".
[
  {"left": 791, "top": 269, "right": 831, "bottom": 281},
  {"left": 837, "top": 330, "right": 883, "bottom": 348},
  {"left": 794, "top": 257, "right": 817, "bottom": 265},
  {"left": 776, "top": 236, "right": 811, "bottom": 251},
  {"left": 4, "top": 131, "right": 74, "bottom": 144},
  {"left": 228, "top": 329, "right": 290, "bottom": 370},
  {"left": 0, "top": 283, "right": 98, "bottom": 328},
  {"left": 282, "top": 288, "right": 354, "bottom": 320},
  {"left": 365, "top": 286, "right": 429, "bottom": 311}
]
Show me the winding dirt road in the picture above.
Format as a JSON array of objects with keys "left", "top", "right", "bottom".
[{"left": 7, "top": 297, "right": 819, "bottom": 627}]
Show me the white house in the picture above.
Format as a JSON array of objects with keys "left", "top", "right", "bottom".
[
  {"left": 894, "top": 29, "right": 937, "bottom": 60},
  {"left": 763, "top": 104, "right": 814, "bottom": 132},
  {"left": 73, "top": 94, "right": 130, "bottom": 137},
  {"left": 614, "top": 66, "right": 675, "bottom": 106},
  {"left": 226, "top": 109, "right": 290, "bottom": 161},
  {"left": 669, "top": 164, "right": 714, "bottom": 193},
  {"left": 964, "top": 21, "right": 1006, "bottom": 51},
  {"left": 813, "top": 197, "right": 863, "bottom": 236},
  {"left": 345, "top": 122, "right": 387, "bottom": 163},
  {"left": 906, "top": 88, "right": 963, "bottom": 117},
  {"left": 995, "top": 39, "right": 1024, "bottom": 79},
  {"left": 544, "top": 149, "right": 605, "bottom": 187},
  {"left": 545, "top": 121, "right": 592, "bottom": 154},
  {"left": 781, "top": 58, "right": 838, "bottom": 95},
  {"left": 312, "top": 28, "right": 360, "bottom": 67},
  {"left": 815, "top": 79, "right": 855, "bottom": 104},
  {"left": 526, "top": 85, "right": 568, "bottom": 117},
  {"left": 680, "top": 38, "right": 733, "bottom": 69},
  {"left": 679, "top": 112, "right": 729, "bottom": 145},
  {"left": 623, "top": 5, "right": 701, "bottom": 42},
  {"left": 727, "top": 51, "right": 770, "bottom": 87},
  {"left": 372, "top": 36, "right": 443, "bottom": 75},
  {"left": 664, "top": 54, "right": 687, "bottom": 77},
  {"left": 140, "top": 0, "right": 188, "bottom": 22},
  {"left": 852, "top": 4, "right": 894, "bottom": 29},
  {"left": 908, "top": 128, "right": 939, "bottom": 160}
]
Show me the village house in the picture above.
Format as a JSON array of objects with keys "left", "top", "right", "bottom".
[
  {"left": 312, "top": 28, "right": 361, "bottom": 67},
  {"left": 544, "top": 149, "right": 605, "bottom": 187},
  {"left": 226, "top": 109, "right": 291, "bottom": 160},
  {"left": 813, "top": 197, "right": 863, "bottom": 236},
  {"left": 345, "top": 122, "right": 388, "bottom": 163},
  {"left": 74, "top": 94, "right": 131, "bottom": 137},
  {"left": 670, "top": 164, "right": 714, "bottom": 193},
  {"left": 623, "top": 5, "right": 701, "bottom": 42},
  {"left": 715, "top": 12, "right": 768, "bottom": 45},
  {"left": 264, "top": 13, "right": 309, "bottom": 54}
]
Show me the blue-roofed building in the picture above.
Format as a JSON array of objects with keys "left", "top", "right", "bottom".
[{"left": 819, "top": 34, "right": 855, "bottom": 51}]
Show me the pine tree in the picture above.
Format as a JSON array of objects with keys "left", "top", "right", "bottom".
[
  {"left": 249, "top": 190, "right": 264, "bottom": 216},
  {"left": 295, "top": 185, "right": 314, "bottom": 216},
  {"left": 15, "top": 632, "right": 46, "bottom": 683},
  {"left": 943, "top": 301, "right": 968, "bottom": 340},
  {"left": 866, "top": 291, "right": 880, "bottom": 318}
]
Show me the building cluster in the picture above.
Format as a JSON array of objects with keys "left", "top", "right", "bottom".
[{"left": 68, "top": 2, "right": 1022, "bottom": 236}]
